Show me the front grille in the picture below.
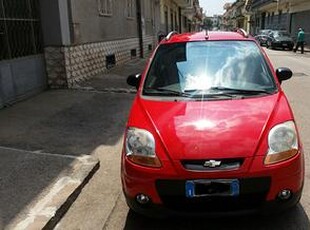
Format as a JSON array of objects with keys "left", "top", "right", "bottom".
[
  {"left": 181, "top": 158, "right": 244, "bottom": 171},
  {"left": 156, "top": 177, "right": 271, "bottom": 212}
]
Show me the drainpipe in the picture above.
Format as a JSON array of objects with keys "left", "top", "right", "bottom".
[
  {"left": 178, "top": 7, "right": 182, "bottom": 33},
  {"left": 136, "top": 0, "right": 144, "bottom": 58}
]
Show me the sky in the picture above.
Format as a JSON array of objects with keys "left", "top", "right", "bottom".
[{"left": 200, "top": 0, "right": 235, "bottom": 16}]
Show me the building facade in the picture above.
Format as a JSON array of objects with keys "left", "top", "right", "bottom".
[
  {"left": 43, "top": 0, "right": 161, "bottom": 89},
  {"left": 222, "top": 3, "right": 234, "bottom": 31},
  {"left": 250, "top": 0, "right": 310, "bottom": 43},
  {"left": 0, "top": 0, "right": 46, "bottom": 109},
  {"left": 159, "top": 0, "right": 202, "bottom": 35},
  {"left": 222, "top": 0, "right": 252, "bottom": 33},
  {"left": 0, "top": 0, "right": 202, "bottom": 108}
]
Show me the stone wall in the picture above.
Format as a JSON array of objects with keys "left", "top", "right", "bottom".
[{"left": 45, "top": 37, "right": 140, "bottom": 88}]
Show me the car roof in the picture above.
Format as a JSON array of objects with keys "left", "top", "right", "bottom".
[
  {"left": 271, "top": 30, "right": 288, "bottom": 33},
  {"left": 161, "top": 31, "right": 254, "bottom": 44}
]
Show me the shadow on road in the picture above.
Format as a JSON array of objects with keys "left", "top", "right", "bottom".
[
  {"left": 0, "top": 92, "right": 135, "bottom": 156},
  {"left": 124, "top": 204, "right": 310, "bottom": 230},
  {"left": 0, "top": 90, "right": 135, "bottom": 227}
]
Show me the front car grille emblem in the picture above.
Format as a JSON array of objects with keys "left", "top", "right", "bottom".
[{"left": 203, "top": 160, "right": 221, "bottom": 168}]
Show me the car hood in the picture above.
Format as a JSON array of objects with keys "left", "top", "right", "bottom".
[{"left": 132, "top": 94, "right": 284, "bottom": 160}]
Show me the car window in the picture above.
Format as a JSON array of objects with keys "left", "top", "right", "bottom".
[
  {"left": 143, "top": 41, "right": 276, "bottom": 98},
  {"left": 260, "top": 30, "right": 271, "bottom": 35},
  {"left": 272, "top": 31, "right": 290, "bottom": 38}
]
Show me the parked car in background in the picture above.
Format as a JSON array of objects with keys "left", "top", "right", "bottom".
[
  {"left": 255, "top": 29, "right": 273, "bottom": 46},
  {"left": 266, "top": 30, "right": 294, "bottom": 50},
  {"left": 122, "top": 30, "right": 304, "bottom": 217}
]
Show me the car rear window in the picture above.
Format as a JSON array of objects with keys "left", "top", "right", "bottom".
[{"left": 143, "top": 41, "right": 276, "bottom": 98}]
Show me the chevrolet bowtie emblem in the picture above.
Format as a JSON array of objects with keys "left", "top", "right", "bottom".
[{"left": 203, "top": 160, "right": 221, "bottom": 168}]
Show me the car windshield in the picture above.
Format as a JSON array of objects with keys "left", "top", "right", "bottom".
[
  {"left": 143, "top": 41, "right": 276, "bottom": 99},
  {"left": 260, "top": 30, "right": 271, "bottom": 35},
  {"left": 274, "top": 31, "right": 290, "bottom": 37}
]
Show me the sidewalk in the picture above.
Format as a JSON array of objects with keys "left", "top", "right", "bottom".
[
  {"left": 0, "top": 58, "right": 146, "bottom": 229},
  {"left": 75, "top": 58, "right": 147, "bottom": 93}
]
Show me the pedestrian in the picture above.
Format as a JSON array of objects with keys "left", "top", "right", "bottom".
[{"left": 294, "top": 28, "right": 305, "bottom": 54}]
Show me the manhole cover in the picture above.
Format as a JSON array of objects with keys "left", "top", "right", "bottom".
[{"left": 293, "top": 72, "right": 308, "bottom": 77}]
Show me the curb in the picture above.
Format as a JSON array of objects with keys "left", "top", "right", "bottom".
[
  {"left": 7, "top": 154, "right": 100, "bottom": 230},
  {"left": 43, "top": 161, "right": 100, "bottom": 229}
]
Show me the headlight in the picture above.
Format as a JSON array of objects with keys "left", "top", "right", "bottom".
[
  {"left": 125, "top": 127, "right": 161, "bottom": 168},
  {"left": 265, "top": 121, "right": 298, "bottom": 165}
]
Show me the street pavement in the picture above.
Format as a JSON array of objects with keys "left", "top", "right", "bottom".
[
  {"left": 0, "top": 58, "right": 146, "bottom": 229},
  {"left": 1, "top": 49, "right": 310, "bottom": 230}
]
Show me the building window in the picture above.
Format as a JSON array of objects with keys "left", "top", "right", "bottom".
[
  {"left": 0, "top": 0, "right": 43, "bottom": 61},
  {"left": 145, "top": 1, "right": 152, "bottom": 21},
  {"left": 183, "top": 16, "right": 187, "bottom": 27},
  {"left": 126, "top": 0, "right": 134, "bottom": 18},
  {"left": 130, "top": 49, "right": 136, "bottom": 58},
  {"left": 106, "top": 54, "right": 116, "bottom": 69},
  {"left": 99, "top": 0, "right": 113, "bottom": 16}
]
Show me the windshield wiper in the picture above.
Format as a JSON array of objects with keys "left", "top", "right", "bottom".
[
  {"left": 183, "top": 89, "right": 237, "bottom": 99},
  {"left": 143, "top": 87, "right": 192, "bottom": 97},
  {"left": 210, "top": 86, "right": 274, "bottom": 95}
]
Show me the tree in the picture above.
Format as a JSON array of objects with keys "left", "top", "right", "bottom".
[{"left": 203, "top": 18, "right": 213, "bottom": 30}]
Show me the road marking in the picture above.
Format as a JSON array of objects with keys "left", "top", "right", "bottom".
[{"left": 0, "top": 145, "right": 79, "bottom": 159}]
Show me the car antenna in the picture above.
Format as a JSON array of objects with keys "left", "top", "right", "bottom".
[{"left": 205, "top": 30, "right": 209, "bottom": 39}]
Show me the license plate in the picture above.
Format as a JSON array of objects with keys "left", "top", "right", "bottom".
[
  {"left": 282, "top": 43, "right": 288, "bottom": 46},
  {"left": 185, "top": 179, "right": 239, "bottom": 198}
]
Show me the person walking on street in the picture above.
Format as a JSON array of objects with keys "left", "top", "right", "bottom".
[{"left": 294, "top": 28, "right": 305, "bottom": 54}]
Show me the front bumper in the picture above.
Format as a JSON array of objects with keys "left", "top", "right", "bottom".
[
  {"left": 272, "top": 41, "right": 294, "bottom": 49},
  {"left": 121, "top": 152, "right": 304, "bottom": 217},
  {"left": 124, "top": 188, "right": 302, "bottom": 218}
]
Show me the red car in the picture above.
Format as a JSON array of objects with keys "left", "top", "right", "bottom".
[{"left": 121, "top": 30, "right": 304, "bottom": 217}]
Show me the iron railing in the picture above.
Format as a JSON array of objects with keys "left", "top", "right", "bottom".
[
  {"left": 251, "top": 0, "right": 277, "bottom": 9},
  {"left": 0, "top": 0, "right": 43, "bottom": 61}
]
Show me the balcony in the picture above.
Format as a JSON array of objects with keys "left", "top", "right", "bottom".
[
  {"left": 251, "top": 0, "right": 277, "bottom": 9},
  {"left": 182, "top": 6, "right": 194, "bottom": 16},
  {"left": 174, "top": 0, "right": 192, "bottom": 8}
]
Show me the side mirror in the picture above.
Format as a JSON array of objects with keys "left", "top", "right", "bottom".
[
  {"left": 127, "top": 74, "right": 141, "bottom": 90},
  {"left": 276, "top": 67, "right": 292, "bottom": 84}
]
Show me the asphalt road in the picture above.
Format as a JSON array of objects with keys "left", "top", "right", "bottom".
[{"left": 56, "top": 49, "right": 310, "bottom": 230}]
